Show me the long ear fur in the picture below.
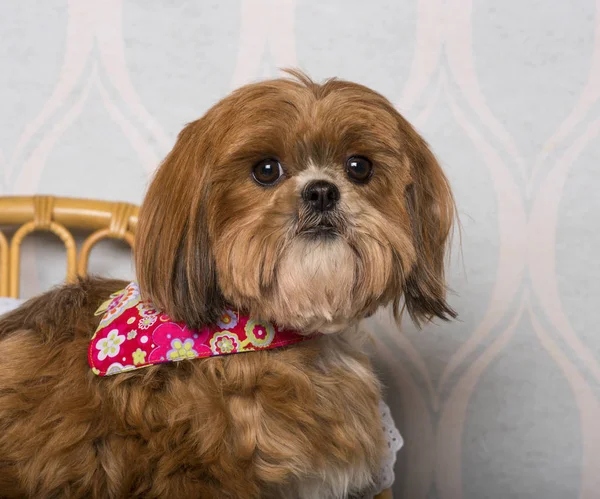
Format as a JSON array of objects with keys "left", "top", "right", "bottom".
[
  {"left": 402, "top": 134, "right": 457, "bottom": 326},
  {"left": 135, "top": 123, "right": 225, "bottom": 328}
]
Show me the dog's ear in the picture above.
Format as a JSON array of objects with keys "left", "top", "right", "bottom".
[
  {"left": 401, "top": 131, "right": 457, "bottom": 327},
  {"left": 135, "top": 123, "right": 225, "bottom": 328}
]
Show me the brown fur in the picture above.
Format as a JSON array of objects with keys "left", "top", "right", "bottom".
[
  {"left": 0, "top": 71, "right": 454, "bottom": 498},
  {"left": 0, "top": 279, "right": 382, "bottom": 498}
]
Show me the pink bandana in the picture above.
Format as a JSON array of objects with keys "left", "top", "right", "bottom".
[{"left": 89, "top": 282, "right": 315, "bottom": 377}]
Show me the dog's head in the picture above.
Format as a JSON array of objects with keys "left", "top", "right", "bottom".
[{"left": 135, "top": 70, "right": 455, "bottom": 333}]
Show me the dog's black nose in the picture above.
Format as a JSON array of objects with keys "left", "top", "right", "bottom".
[{"left": 302, "top": 180, "right": 340, "bottom": 212}]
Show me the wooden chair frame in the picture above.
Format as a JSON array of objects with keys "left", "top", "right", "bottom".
[{"left": 0, "top": 196, "right": 138, "bottom": 298}]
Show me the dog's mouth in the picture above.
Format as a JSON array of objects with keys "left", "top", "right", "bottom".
[
  {"left": 303, "top": 223, "right": 339, "bottom": 239},
  {"left": 296, "top": 213, "right": 344, "bottom": 240}
]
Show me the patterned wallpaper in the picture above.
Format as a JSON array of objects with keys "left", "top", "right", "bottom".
[{"left": 1, "top": 2, "right": 599, "bottom": 498}]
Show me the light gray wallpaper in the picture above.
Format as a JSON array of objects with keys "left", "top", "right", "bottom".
[{"left": 1, "top": 2, "right": 599, "bottom": 498}]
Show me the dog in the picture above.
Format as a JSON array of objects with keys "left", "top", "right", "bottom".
[{"left": 0, "top": 70, "right": 455, "bottom": 498}]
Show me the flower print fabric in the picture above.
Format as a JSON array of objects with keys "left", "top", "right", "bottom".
[
  {"left": 217, "top": 309, "right": 238, "bottom": 330},
  {"left": 95, "top": 329, "right": 125, "bottom": 361},
  {"left": 210, "top": 332, "right": 240, "bottom": 354},
  {"left": 89, "top": 283, "right": 316, "bottom": 377},
  {"left": 94, "top": 282, "right": 141, "bottom": 332}
]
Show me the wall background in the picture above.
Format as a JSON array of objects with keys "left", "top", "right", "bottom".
[{"left": 2, "top": 1, "right": 599, "bottom": 498}]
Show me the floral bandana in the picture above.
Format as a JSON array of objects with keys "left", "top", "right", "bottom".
[{"left": 89, "top": 282, "right": 315, "bottom": 377}]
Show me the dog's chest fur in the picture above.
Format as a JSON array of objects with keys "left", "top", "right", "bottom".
[{"left": 0, "top": 279, "right": 384, "bottom": 499}]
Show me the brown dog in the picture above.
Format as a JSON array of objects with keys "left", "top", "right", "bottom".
[{"left": 0, "top": 71, "right": 455, "bottom": 498}]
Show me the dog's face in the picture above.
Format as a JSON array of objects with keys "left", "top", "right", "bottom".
[{"left": 136, "top": 71, "right": 455, "bottom": 333}]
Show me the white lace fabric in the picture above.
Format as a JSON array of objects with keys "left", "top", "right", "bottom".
[
  {"left": 377, "top": 400, "right": 403, "bottom": 491},
  {"left": 356, "top": 400, "right": 403, "bottom": 499}
]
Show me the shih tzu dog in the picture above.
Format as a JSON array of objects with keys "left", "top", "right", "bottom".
[{"left": 0, "top": 70, "right": 455, "bottom": 498}]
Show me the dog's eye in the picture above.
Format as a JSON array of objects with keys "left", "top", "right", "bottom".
[
  {"left": 252, "top": 159, "right": 283, "bottom": 186},
  {"left": 346, "top": 156, "right": 373, "bottom": 183}
]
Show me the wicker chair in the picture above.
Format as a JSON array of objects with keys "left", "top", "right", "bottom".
[
  {"left": 0, "top": 195, "right": 138, "bottom": 298},
  {"left": 0, "top": 195, "right": 393, "bottom": 499}
]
